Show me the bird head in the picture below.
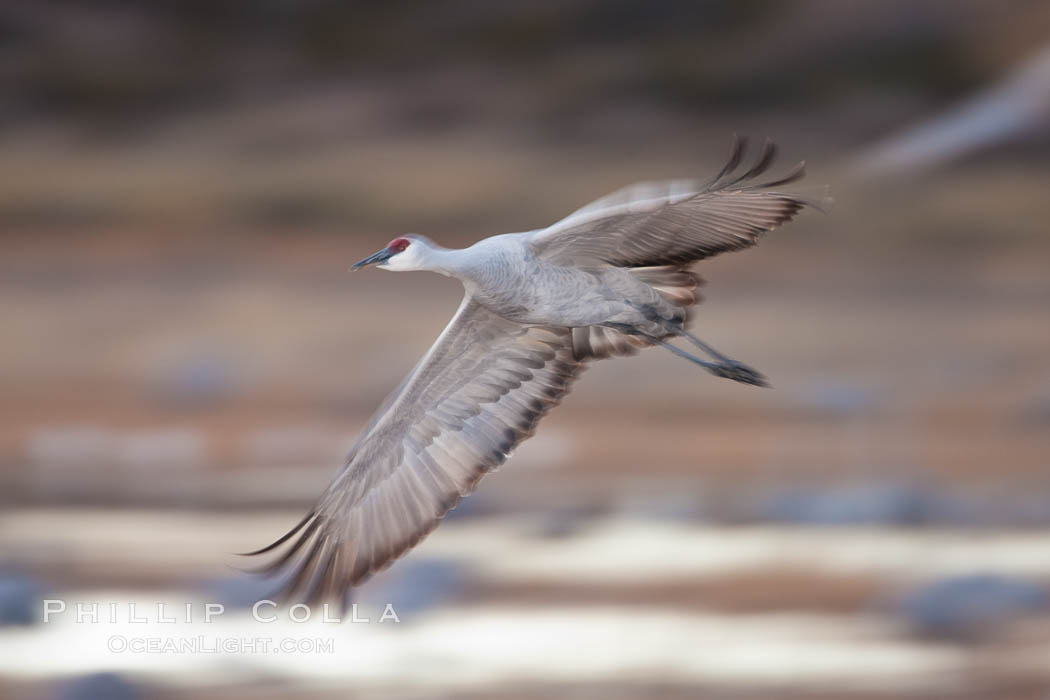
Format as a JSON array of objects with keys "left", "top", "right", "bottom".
[{"left": 352, "top": 234, "right": 427, "bottom": 272}]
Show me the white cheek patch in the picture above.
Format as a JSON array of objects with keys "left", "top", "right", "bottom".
[{"left": 380, "top": 253, "right": 410, "bottom": 271}]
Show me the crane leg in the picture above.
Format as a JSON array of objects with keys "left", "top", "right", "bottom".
[
  {"left": 603, "top": 322, "right": 768, "bottom": 387},
  {"left": 673, "top": 328, "right": 734, "bottom": 363},
  {"left": 626, "top": 305, "right": 770, "bottom": 387},
  {"left": 653, "top": 337, "right": 769, "bottom": 387}
]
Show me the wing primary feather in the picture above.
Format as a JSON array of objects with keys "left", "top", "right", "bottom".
[
  {"left": 708, "top": 135, "right": 747, "bottom": 189},
  {"left": 235, "top": 509, "right": 316, "bottom": 556},
  {"left": 278, "top": 534, "right": 328, "bottom": 604},
  {"left": 725, "top": 138, "right": 777, "bottom": 187},
  {"left": 302, "top": 540, "right": 339, "bottom": 608},
  {"left": 315, "top": 554, "right": 348, "bottom": 609},
  {"left": 241, "top": 515, "right": 322, "bottom": 576},
  {"left": 746, "top": 160, "right": 806, "bottom": 190}
]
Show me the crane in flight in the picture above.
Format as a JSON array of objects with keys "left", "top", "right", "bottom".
[{"left": 243, "top": 138, "right": 814, "bottom": 604}]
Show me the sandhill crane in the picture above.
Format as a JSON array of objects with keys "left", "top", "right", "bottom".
[{"left": 243, "top": 138, "right": 814, "bottom": 603}]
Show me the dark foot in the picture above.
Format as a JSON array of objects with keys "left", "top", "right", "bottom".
[{"left": 711, "top": 361, "right": 769, "bottom": 387}]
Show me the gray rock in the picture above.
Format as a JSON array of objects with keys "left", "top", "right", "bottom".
[
  {"left": 757, "top": 484, "right": 932, "bottom": 525},
  {"left": 55, "top": 672, "right": 141, "bottom": 700},
  {"left": 897, "top": 574, "right": 1049, "bottom": 640},
  {"left": 0, "top": 573, "right": 42, "bottom": 626}
]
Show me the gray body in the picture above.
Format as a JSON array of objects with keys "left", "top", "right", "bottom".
[
  {"left": 451, "top": 233, "right": 677, "bottom": 333},
  {"left": 245, "top": 138, "right": 815, "bottom": 604}
]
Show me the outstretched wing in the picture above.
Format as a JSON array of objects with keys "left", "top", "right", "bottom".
[
  {"left": 530, "top": 138, "right": 809, "bottom": 267},
  {"left": 244, "top": 297, "right": 582, "bottom": 603}
]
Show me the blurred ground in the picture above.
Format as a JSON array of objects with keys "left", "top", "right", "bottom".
[{"left": 1, "top": 2, "right": 1050, "bottom": 699}]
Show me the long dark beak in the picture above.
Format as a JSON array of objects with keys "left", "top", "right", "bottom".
[{"left": 351, "top": 246, "right": 394, "bottom": 271}]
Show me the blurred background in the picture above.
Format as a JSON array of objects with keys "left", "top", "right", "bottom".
[{"left": 2, "top": 1, "right": 1050, "bottom": 698}]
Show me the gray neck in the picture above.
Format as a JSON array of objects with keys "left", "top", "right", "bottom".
[{"left": 419, "top": 242, "right": 471, "bottom": 278}]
